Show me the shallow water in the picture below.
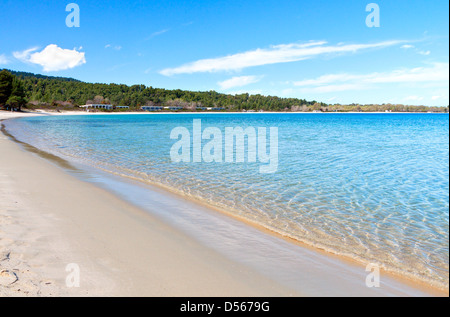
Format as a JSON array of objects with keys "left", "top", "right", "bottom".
[{"left": 4, "top": 113, "right": 449, "bottom": 289}]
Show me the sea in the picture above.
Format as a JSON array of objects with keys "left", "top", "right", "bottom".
[{"left": 4, "top": 113, "right": 449, "bottom": 290}]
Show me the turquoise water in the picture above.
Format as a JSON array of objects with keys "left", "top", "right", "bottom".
[{"left": 4, "top": 113, "right": 449, "bottom": 288}]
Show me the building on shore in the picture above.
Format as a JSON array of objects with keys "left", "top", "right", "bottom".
[
  {"left": 197, "top": 107, "right": 225, "bottom": 111},
  {"left": 80, "top": 104, "right": 113, "bottom": 111},
  {"left": 164, "top": 106, "right": 184, "bottom": 111},
  {"left": 141, "top": 106, "right": 163, "bottom": 111}
]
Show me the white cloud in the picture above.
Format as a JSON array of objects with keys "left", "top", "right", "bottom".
[
  {"left": 218, "top": 75, "right": 263, "bottom": 90},
  {"left": 418, "top": 50, "right": 431, "bottom": 56},
  {"left": 160, "top": 40, "right": 405, "bottom": 76},
  {"left": 146, "top": 29, "right": 170, "bottom": 40},
  {"left": 13, "top": 47, "right": 39, "bottom": 61},
  {"left": 294, "top": 73, "right": 363, "bottom": 87},
  {"left": 0, "top": 54, "right": 9, "bottom": 65},
  {"left": 400, "top": 44, "right": 432, "bottom": 56},
  {"left": 105, "top": 44, "right": 122, "bottom": 50},
  {"left": 13, "top": 44, "right": 86, "bottom": 72},
  {"left": 369, "top": 64, "right": 448, "bottom": 84},
  {"left": 293, "top": 63, "right": 449, "bottom": 93}
]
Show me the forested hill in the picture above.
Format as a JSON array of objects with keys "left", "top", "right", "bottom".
[
  {"left": 7, "top": 70, "right": 81, "bottom": 82},
  {"left": 2, "top": 69, "right": 448, "bottom": 113},
  {"left": 5, "top": 69, "right": 322, "bottom": 111}
]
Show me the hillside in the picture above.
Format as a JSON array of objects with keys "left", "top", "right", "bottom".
[
  {"left": 2, "top": 69, "right": 448, "bottom": 113},
  {"left": 7, "top": 70, "right": 81, "bottom": 83}
]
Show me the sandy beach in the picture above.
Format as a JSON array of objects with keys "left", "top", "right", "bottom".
[
  {"left": 0, "top": 110, "right": 447, "bottom": 297},
  {"left": 0, "top": 111, "right": 299, "bottom": 296}
]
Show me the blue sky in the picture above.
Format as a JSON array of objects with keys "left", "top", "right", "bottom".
[{"left": 0, "top": 0, "right": 448, "bottom": 106}]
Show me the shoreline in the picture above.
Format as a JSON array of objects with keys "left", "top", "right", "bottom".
[
  {"left": 0, "top": 110, "right": 448, "bottom": 297},
  {"left": 0, "top": 111, "right": 298, "bottom": 297},
  {"left": 77, "top": 153, "right": 450, "bottom": 296},
  {"left": 80, "top": 155, "right": 449, "bottom": 295},
  {"left": 3, "top": 109, "right": 448, "bottom": 116}
]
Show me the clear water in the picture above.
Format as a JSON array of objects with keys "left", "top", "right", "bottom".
[{"left": 4, "top": 113, "right": 449, "bottom": 289}]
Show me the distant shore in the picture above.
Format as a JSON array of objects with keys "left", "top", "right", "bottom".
[
  {"left": 0, "top": 110, "right": 448, "bottom": 297},
  {"left": 2, "top": 109, "right": 449, "bottom": 117}
]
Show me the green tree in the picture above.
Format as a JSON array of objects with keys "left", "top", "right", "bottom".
[
  {"left": 7, "top": 77, "right": 27, "bottom": 110},
  {"left": 0, "top": 70, "right": 14, "bottom": 107},
  {"left": 3, "top": 69, "right": 448, "bottom": 113}
]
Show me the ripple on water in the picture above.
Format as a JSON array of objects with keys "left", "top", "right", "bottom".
[{"left": 4, "top": 113, "right": 449, "bottom": 289}]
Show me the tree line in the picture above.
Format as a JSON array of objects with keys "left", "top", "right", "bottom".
[
  {"left": 1, "top": 69, "right": 448, "bottom": 113},
  {"left": 0, "top": 70, "right": 27, "bottom": 111}
]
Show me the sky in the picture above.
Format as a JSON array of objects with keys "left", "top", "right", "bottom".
[{"left": 0, "top": 0, "right": 448, "bottom": 106}]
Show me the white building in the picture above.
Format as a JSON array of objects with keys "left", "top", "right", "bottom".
[
  {"left": 164, "top": 106, "right": 184, "bottom": 111},
  {"left": 80, "top": 104, "right": 113, "bottom": 111},
  {"left": 197, "top": 107, "right": 224, "bottom": 111}
]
